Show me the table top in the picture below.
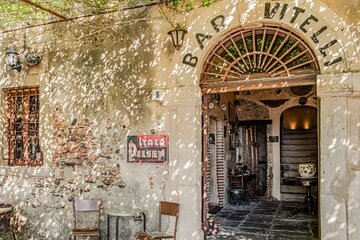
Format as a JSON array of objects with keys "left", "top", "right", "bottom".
[
  {"left": 297, "top": 176, "right": 317, "bottom": 181},
  {"left": 105, "top": 206, "right": 144, "bottom": 217},
  {"left": 0, "top": 207, "right": 12, "bottom": 214}
]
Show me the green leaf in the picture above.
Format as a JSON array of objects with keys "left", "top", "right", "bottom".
[
  {"left": 172, "top": 0, "right": 181, "bottom": 7},
  {"left": 202, "top": 0, "right": 213, "bottom": 7},
  {"left": 185, "top": 0, "right": 193, "bottom": 10}
]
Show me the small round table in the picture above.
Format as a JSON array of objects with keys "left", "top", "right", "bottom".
[
  {"left": 105, "top": 206, "right": 146, "bottom": 240},
  {"left": 297, "top": 177, "right": 317, "bottom": 215}
]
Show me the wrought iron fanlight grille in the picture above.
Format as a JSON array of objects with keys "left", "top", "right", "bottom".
[{"left": 201, "top": 24, "right": 319, "bottom": 85}]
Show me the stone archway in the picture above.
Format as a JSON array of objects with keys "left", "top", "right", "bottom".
[
  {"left": 201, "top": 23, "right": 319, "bottom": 93},
  {"left": 200, "top": 20, "right": 321, "bottom": 224},
  {"left": 166, "top": 1, "right": 359, "bottom": 239}
]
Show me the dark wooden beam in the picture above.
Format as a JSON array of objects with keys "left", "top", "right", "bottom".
[
  {"left": 19, "top": 0, "right": 68, "bottom": 20},
  {"left": 237, "top": 120, "right": 273, "bottom": 126},
  {"left": 201, "top": 74, "right": 317, "bottom": 94}
]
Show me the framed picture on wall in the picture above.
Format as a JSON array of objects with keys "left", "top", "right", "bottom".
[{"left": 228, "top": 102, "right": 236, "bottom": 123}]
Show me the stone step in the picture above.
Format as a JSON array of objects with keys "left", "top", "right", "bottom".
[
  {"left": 281, "top": 157, "right": 317, "bottom": 164},
  {"left": 281, "top": 185, "right": 306, "bottom": 194},
  {"left": 281, "top": 193, "right": 306, "bottom": 202},
  {"left": 281, "top": 145, "right": 318, "bottom": 151},
  {"left": 282, "top": 139, "right": 318, "bottom": 145},
  {"left": 282, "top": 128, "right": 317, "bottom": 134},
  {"left": 281, "top": 150, "right": 317, "bottom": 158},
  {"left": 282, "top": 133, "right": 317, "bottom": 140}
]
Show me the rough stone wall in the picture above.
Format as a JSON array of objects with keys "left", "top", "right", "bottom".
[
  {"left": 52, "top": 107, "right": 99, "bottom": 166},
  {"left": 0, "top": 6, "right": 171, "bottom": 240}
]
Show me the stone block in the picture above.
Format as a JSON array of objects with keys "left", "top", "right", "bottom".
[
  {"left": 348, "top": 98, "right": 360, "bottom": 169},
  {"left": 351, "top": 72, "right": 360, "bottom": 93},
  {"left": 319, "top": 97, "right": 348, "bottom": 196},
  {"left": 347, "top": 170, "right": 360, "bottom": 240},
  {"left": 319, "top": 193, "right": 347, "bottom": 240},
  {"left": 317, "top": 73, "right": 353, "bottom": 96}
]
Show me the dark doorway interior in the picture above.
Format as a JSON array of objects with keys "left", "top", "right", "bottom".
[
  {"left": 280, "top": 106, "right": 318, "bottom": 201},
  {"left": 204, "top": 89, "right": 319, "bottom": 240},
  {"left": 237, "top": 123, "right": 269, "bottom": 197}
]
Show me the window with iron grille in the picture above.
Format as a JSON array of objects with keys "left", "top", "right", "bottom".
[{"left": 5, "top": 87, "right": 42, "bottom": 166}]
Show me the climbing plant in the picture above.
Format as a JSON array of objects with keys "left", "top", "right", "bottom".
[
  {"left": 0, "top": 0, "right": 216, "bottom": 30},
  {"left": 167, "top": 0, "right": 215, "bottom": 9}
]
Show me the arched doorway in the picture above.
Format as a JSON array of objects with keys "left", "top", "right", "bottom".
[{"left": 201, "top": 23, "right": 319, "bottom": 238}]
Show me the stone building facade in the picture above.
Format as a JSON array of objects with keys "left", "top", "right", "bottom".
[{"left": 0, "top": 0, "right": 359, "bottom": 239}]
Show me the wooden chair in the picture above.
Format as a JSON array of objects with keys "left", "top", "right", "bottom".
[
  {"left": 135, "top": 201, "right": 180, "bottom": 240},
  {"left": 70, "top": 199, "right": 101, "bottom": 240},
  {"left": 0, "top": 204, "right": 16, "bottom": 240}
]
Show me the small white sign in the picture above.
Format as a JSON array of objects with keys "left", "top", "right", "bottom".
[
  {"left": 155, "top": 116, "right": 165, "bottom": 132},
  {"left": 152, "top": 89, "right": 165, "bottom": 101}
]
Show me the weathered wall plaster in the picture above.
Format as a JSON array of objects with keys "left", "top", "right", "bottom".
[
  {"left": 317, "top": 72, "right": 360, "bottom": 240},
  {"left": 0, "top": 0, "right": 359, "bottom": 239},
  {"left": 0, "top": 6, "right": 174, "bottom": 240}
]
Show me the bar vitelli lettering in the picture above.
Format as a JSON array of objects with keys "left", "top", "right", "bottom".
[{"left": 182, "top": 3, "right": 343, "bottom": 68}]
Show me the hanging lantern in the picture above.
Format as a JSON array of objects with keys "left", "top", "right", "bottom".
[
  {"left": 5, "top": 47, "right": 22, "bottom": 72},
  {"left": 168, "top": 28, "right": 187, "bottom": 50}
]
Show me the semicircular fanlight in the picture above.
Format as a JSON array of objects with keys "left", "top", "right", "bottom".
[{"left": 201, "top": 24, "right": 319, "bottom": 85}]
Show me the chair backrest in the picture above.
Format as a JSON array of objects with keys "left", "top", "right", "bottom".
[
  {"left": 159, "top": 201, "right": 180, "bottom": 238},
  {"left": 73, "top": 198, "right": 101, "bottom": 228}
]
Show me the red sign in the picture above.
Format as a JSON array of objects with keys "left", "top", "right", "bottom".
[{"left": 127, "top": 135, "right": 168, "bottom": 163}]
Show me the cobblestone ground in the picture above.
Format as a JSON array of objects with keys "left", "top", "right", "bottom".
[{"left": 207, "top": 200, "right": 318, "bottom": 240}]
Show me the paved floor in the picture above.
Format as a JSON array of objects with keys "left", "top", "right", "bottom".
[{"left": 206, "top": 200, "right": 318, "bottom": 240}]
